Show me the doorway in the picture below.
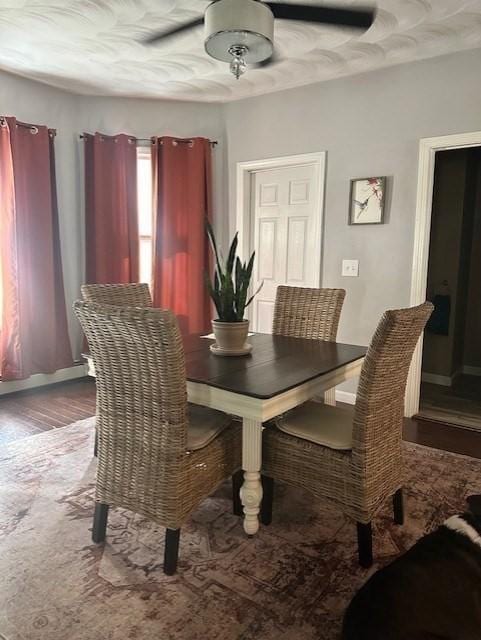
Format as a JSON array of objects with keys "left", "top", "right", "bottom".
[
  {"left": 418, "top": 147, "right": 481, "bottom": 429},
  {"left": 236, "top": 152, "right": 326, "bottom": 331},
  {"left": 406, "top": 130, "right": 481, "bottom": 419}
]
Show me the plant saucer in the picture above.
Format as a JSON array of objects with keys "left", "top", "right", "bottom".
[{"left": 209, "top": 343, "right": 252, "bottom": 357}]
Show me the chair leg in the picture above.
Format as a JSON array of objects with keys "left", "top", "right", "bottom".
[
  {"left": 356, "top": 522, "right": 373, "bottom": 568},
  {"left": 164, "top": 528, "right": 181, "bottom": 576},
  {"left": 94, "top": 429, "right": 98, "bottom": 458},
  {"left": 232, "top": 470, "right": 244, "bottom": 517},
  {"left": 260, "top": 475, "right": 274, "bottom": 526},
  {"left": 92, "top": 503, "right": 109, "bottom": 543},
  {"left": 393, "top": 488, "right": 404, "bottom": 525}
]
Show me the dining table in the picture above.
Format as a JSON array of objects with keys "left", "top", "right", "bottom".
[
  {"left": 183, "top": 332, "right": 366, "bottom": 536},
  {"left": 85, "top": 332, "right": 367, "bottom": 536}
]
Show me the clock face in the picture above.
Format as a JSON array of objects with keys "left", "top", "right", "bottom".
[{"left": 351, "top": 178, "right": 384, "bottom": 224}]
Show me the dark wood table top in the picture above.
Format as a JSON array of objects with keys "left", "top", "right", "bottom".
[{"left": 183, "top": 333, "right": 367, "bottom": 400}]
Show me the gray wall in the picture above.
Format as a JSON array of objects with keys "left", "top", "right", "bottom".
[
  {"left": 224, "top": 48, "right": 481, "bottom": 393},
  {"left": 0, "top": 70, "right": 226, "bottom": 359},
  {"left": 3, "top": 47, "right": 481, "bottom": 391}
]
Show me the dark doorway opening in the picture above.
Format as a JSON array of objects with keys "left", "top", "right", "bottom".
[{"left": 419, "top": 147, "right": 481, "bottom": 429}]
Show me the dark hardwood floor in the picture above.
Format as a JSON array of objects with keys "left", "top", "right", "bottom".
[
  {"left": 0, "top": 378, "right": 96, "bottom": 446},
  {"left": 404, "top": 416, "right": 481, "bottom": 459},
  {"left": 1, "top": 379, "right": 481, "bottom": 460}
]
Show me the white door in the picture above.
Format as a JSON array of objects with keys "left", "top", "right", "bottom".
[{"left": 250, "top": 162, "right": 322, "bottom": 333}]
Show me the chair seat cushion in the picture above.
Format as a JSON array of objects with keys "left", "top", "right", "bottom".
[
  {"left": 275, "top": 401, "right": 354, "bottom": 450},
  {"left": 187, "top": 405, "right": 233, "bottom": 451}
]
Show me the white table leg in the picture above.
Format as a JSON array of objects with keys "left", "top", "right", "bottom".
[
  {"left": 239, "top": 417, "right": 263, "bottom": 536},
  {"left": 324, "top": 387, "right": 336, "bottom": 406}
]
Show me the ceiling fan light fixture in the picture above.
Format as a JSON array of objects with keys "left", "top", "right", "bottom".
[
  {"left": 143, "top": 0, "right": 376, "bottom": 80},
  {"left": 204, "top": 0, "right": 274, "bottom": 74}
]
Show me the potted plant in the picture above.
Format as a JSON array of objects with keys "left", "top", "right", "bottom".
[{"left": 205, "top": 221, "right": 262, "bottom": 355}]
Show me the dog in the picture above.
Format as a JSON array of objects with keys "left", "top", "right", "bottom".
[{"left": 342, "top": 496, "right": 481, "bottom": 640}]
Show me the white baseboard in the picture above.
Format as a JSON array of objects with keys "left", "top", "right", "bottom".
[
  {"left": 335, "top": 390, "right": 356, "bottom": 405},
  {"left": 463, "top": 365, "right": 481, "bottom": 377},
  {"left": 421, "top": 372, "right": 453, "bottom": 387},
  {"left": 422, "top": 366, "right": 481, "bottom": 387},
  {"left": 0, "top": 363, "right": 88, "bottom": 396}
]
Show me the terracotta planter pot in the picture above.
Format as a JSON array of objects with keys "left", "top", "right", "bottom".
[{"left": 212, "top": 319, "right": 249, "bottom": 354}]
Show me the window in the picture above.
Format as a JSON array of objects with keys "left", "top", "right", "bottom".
[{"left": 137, "top": 147, "right": 154, "bottom": 287}]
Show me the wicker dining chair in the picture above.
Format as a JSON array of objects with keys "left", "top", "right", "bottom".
[
  {"left": 81, "top": 283, "right": 153, "bottom": 307},
  {"left": 261, "top": 302, "right": 433, "bottom": 568},
  {"left": 259, "top": 285, "right": 347, "bottom": 517},
  {"left": 74, "top": 301, "right": 242, "bottom": 575},
  {"left": 272, "top": 286, "right": 346, "bottom": 341},
  {"left": 81, "top": 283, "right": 153, "bottom": 457}
]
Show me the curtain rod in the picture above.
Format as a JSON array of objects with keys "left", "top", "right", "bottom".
[
  {"left": 0, "top": 116, "right": 56, "bottom": 137},
  {"left": 79, "top": 134, "right": 217, "bottom": 147}
]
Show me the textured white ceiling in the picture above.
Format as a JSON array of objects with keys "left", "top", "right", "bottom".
[{"left": 1, "top": 0, "right": 481, "bottom": 102}]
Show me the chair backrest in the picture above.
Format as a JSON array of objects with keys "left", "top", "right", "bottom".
[
  {"left": 351, "top": 302, "right": 433, "bottom": 505},
  {"left": 272, "top": 286, "right": 346, "bottom": 341},
  {"left": 74, "top": 300, "right": 187, "bottom": 518},
  {"left": 81, "top": 283, "right": 153, "bottom": 307}
]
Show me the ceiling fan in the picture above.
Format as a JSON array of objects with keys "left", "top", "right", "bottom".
[{"left": 143, "top": 0, "right": 376, "bottom": 79}]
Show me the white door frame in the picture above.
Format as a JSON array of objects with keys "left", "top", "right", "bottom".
[
  {"left": 235, "top": 152, "right": 327, "bottom": 314},
  {"left": 405, "top": 130, "right": 481, "bottom": 417}
]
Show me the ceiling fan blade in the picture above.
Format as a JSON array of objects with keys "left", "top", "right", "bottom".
[
  {"left": 143, "top": 17, "right": 204, "bottom": 44},
  {"left": 264, "top": 2, "right": 375, "bottom": 29}
]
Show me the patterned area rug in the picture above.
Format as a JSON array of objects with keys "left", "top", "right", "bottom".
[{"left": 1, "top": 419, "right": 481, "bottom": 640}]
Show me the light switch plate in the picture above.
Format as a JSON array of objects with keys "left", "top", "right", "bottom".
[{"left": 342, "top": 259, "right": 359, "bottom": 277}]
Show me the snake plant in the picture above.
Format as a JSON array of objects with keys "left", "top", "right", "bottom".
[{"left": 205, "top": 220, "right": 262, "bottom": 322}]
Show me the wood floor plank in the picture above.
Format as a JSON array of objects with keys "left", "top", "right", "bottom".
[
  {"left": 404, "top": 417, "right": 481, "bottom": 459},
  {"left": 2, "top": 378, "right": 481, "bottom": 464},
  {"left": 0, "top": 379, "right": 96, "bottom": 443}
]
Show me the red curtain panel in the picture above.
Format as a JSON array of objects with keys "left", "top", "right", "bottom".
[
  {"left": 151, "top": 137, "right": 213, "bottom": 335},
  {"left": 84, "top": 132, "right": 139, "bottom": 284},
  {"left": 0, "top": 117, "right": 73, "bottom": 380}
]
